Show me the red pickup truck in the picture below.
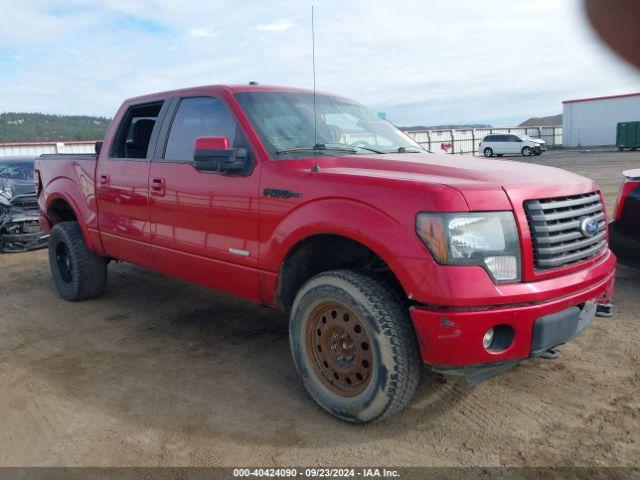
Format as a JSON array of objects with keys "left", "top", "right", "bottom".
[{"left": 35, "top": 84, "right": 616, "bottom": 423}]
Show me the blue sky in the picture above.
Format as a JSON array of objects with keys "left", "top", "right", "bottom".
[{"left": 0, "top": 0, "right": 638, "bottom": 126}]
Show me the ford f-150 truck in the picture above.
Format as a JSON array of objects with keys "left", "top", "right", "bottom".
[{"left": 35, "top": 84, "right": 616, "bottom": 423}]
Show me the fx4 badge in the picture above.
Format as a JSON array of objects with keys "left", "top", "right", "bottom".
[{"left": 263, "top": 188, "right": 302, "bottom": 199}]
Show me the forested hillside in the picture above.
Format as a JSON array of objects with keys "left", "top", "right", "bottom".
[{"left": 0, "top": 112, "right": 110, "bottom": 142}]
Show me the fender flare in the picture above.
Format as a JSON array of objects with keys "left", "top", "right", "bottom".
[
  {"left": 44, "top": 178, "right": 101, "bottom": 253},
  {"left": 264, "top": 197, "right": 431, "bottom": 295}
]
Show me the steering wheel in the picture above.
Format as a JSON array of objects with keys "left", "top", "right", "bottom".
[{"left": 352, "top": 140, "right": 372, "bottom": 147}]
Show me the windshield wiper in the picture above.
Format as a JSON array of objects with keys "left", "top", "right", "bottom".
[
  {"left": 277, "top": 143, "right": 386, "bottom": 155},
  {"left": 387, "top": 146, "right": 423, "bottom": 153},
  {"left": 328, "top": 143, "right": 386, "bottom": 154},
  {"left": 277, "top": 144, "right": 356, "bottom": 155}
]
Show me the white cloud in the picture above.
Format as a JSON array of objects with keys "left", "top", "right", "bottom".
[
  {"left": 255, "top": 20, "right": 293, "bottom": 32},
  {"left": 187, "top": 28, "right": 218, "bottom": 38}
]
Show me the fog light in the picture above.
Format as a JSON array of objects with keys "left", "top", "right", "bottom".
[{"left": 483, "top": 327, "right": 495, "bottom": 349}]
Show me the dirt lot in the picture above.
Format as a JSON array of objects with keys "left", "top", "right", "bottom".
[{"left": 0, "top": 149, "right": 639, "bottom": 467}]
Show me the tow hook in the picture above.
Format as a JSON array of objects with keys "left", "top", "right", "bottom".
[
  {"left": 595, "top": 303, "right": 613, "bottom": 318},
  {"left": 540, "top": 348, "right": 560, "bottom": 360}
]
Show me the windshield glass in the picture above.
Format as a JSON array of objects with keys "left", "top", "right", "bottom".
[
  {"left": 0, "top": 163, "right": 34, "bottom": 181},
  {"left": 235, "top": 91, "right": 423, "bottom": 157}
]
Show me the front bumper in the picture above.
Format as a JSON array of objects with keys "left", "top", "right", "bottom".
[
  {"left": 409, "top": 265, "right": 615, "bottom": 371},
  {"left": 0, "top": 211, "right": 47, "bottom": 253}
]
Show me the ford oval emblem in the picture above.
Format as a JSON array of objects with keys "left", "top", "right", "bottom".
[{"left": 580, "top": 217, "right": 599, "bottom": 238}]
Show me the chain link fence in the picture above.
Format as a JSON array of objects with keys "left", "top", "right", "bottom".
[{"left": 404, "top": 126, "right": 562, "bottom": 155}]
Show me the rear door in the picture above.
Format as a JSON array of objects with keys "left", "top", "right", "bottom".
[
  {"left": 148, "top": 95, "right": 261, "bottom": 301},
  {"left": 96, "top": 100, "right": 168, "bottom": 268}
]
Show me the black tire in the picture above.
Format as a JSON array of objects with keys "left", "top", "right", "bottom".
[
  {"left": 483, "top": 147, "right": 493, "bottom": 157},
  {"left": 289, "top": 269, "right": 421, "bottom": 424},
  {"left": 48, "top": 221, "right": 108, "bottom": 301},
  {"left": 521, "top": 146, "right": 532, "bottom": 156}
]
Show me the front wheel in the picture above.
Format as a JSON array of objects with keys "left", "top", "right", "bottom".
[
  {"left": 48, "top": 221, "right": 108, "bottom": 301},
  {"left": 522, "top": 146, "right": 533, "bottom": 156},
  {"left": 483, "top": 147, "right": 494, "bottom": 157},
  {"left": 289, "top": 270, "right": 421, "bottom": 424}
]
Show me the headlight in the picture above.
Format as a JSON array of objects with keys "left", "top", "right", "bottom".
[{"left": 416, "top": 212, "right": 521, "bottom": 282}]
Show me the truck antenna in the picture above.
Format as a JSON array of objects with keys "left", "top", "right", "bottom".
[{"left": 311, "top": 5, "right": 320, "bottom": 172}]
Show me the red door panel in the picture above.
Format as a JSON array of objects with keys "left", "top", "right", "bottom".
[
  {"left": 148, "top": 162, "right": 261, "bottom": 300},
  {"left": 96, "top": 159, "right": 152, "bottom": 268}
]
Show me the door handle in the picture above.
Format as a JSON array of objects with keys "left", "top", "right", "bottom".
[
  {"left": 150, "top": 177, "right": 166, "bottom": 197},
  {"left": 98, "top": 174, "right": 110, "bottom": 188}
]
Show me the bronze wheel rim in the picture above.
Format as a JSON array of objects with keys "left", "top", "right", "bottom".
[{"left": 305, "top": 301, "right": 373, "bottom": 397}]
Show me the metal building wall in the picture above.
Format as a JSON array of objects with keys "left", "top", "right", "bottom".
[
  {"left": 562, "top": 93, "right": 640, "bottom": 147},
  {"left": 0, "top": 141, "right": 97, "bottom": 157}
]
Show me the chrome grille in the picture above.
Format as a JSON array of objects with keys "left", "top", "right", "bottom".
[{"left": 524, "top": 192, "right": 607, "bottom": 270}]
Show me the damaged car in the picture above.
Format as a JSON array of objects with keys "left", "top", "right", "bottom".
[{"left": 0, "top": 157, "right": 46, "bottom": 253}]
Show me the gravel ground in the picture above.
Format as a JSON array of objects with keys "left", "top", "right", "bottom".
[{"left": 0, "top": 149, "right": 638, "bottom": 467}]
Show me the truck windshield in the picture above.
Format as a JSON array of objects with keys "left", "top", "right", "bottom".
[
  {"left": 0, "top": 163, "right": 34, "bottom": 181},
  {"left": 234, "top": 91, "right": 423, "bottom": 157}
]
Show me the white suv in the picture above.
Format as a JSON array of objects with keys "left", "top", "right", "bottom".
[{"left": 479, "top": 134, "right": 546, "bottom": 157}]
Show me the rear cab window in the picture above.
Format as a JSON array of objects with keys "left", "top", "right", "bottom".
[{"left": 110, "top": 101, "right": 164, "bottom": 159}]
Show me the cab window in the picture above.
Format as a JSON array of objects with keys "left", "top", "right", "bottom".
[
  {"left": 110, "top": 102, "right": 163, "bottom": 159},
  {"left": 164, "top": 97, "right": 239, "bottom": 161}
]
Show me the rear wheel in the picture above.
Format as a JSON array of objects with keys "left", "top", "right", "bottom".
[
  {"left": 522, "top": 146, "right": 533, "bottom": 156},
  {"left": 289, "top": 270, "right": 421, "bottom": 423},
  {"left": 483, "top": 147, "right": 494, "bottom": 157},
  {"left": 48, "top": 221, "right": 108, "bottom": 301}
]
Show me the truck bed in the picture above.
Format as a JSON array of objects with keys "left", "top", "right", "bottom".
[{"left": 35, "top": 153, "right": 101, "bottom": 251}]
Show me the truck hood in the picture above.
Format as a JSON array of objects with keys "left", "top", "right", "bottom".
[{"left": 315, "top": 152, "right": 596, "bottom": 210}]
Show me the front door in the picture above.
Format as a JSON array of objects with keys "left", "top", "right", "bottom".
[
  {"left": 508, "top": 134, "right": 523, "bottom": 154},
  {"left": 148, "top": 96, "right": 261, "bottom": 301}
]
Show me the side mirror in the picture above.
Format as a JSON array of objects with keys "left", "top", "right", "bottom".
[{"left": 193, "top": 136, "right": 249, "bottom": 174}]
